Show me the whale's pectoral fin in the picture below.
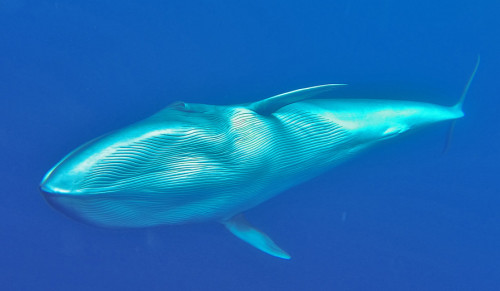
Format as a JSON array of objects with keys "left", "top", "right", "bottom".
[
  {"left": 222, "top": 214, "right": 291, "bottom": 259},
  {"left": 249, "top": 84, "right": 346, "bottom": 115}
]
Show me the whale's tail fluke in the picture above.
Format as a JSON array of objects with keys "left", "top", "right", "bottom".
[
  {"left": 443, "top": 55, "right": 480, "bottom": 153},
  {"left": 453, "top": 55, "right": 481, "bottom": 112}
]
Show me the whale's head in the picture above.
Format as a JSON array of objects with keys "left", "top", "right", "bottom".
[
  {"left": 40, "top": 119, "right": 189, "bottom": 196},
  {"left": 40, "top": 103, "right": 234, "bottom": 227}
]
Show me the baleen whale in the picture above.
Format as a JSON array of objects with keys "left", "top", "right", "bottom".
[{"left": 40, "top": 59, "right": 479, "bottom": 259}]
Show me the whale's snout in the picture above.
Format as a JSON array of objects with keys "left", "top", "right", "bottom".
[
  {"left": 40, "top": 164, "right": 78, "bottom": 215},
  {"left": 40, "top": 162, "right": 77, "bottom": 195}
]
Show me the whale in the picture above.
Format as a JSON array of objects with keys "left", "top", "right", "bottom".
[{"left": 40, "top": 58, "right": 479, "bottom": 259}]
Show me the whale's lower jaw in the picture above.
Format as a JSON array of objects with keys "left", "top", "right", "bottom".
[{"left": 41, "top": 190, "right": 224, "bottom": 228}]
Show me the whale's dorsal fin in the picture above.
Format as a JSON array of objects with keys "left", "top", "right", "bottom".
[
  {"left": 222, "top": 214, "right": 291, "bottom": 259},
  {"left": 249, "top": 84, "right": 346, "bottom": 115}
]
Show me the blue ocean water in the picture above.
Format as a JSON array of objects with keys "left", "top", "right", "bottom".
[{"left": 1, "top": 0, "right": 499, "bottom": 290}]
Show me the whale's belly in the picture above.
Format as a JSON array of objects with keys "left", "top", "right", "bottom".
[{"left": 43, "top": 105, "right": 360, "bottom": 228}]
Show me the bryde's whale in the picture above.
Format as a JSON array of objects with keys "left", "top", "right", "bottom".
[{"left": 40, "top": 58, "right": 479, "bottom": 259}]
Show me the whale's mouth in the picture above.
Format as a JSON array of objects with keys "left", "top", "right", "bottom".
[
  {"left": 40, "top": 184, "right": 72, "bottom": 211},
  {"left": 40, "top": 185, "right": 74, "bottom": 219},
  {"left": 40, "top": 184, "right": 105, "bottom": 227}
]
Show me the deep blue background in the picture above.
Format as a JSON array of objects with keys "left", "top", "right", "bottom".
[{"left": 1, "top": 1, "right": 499, "bottom": 290}]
